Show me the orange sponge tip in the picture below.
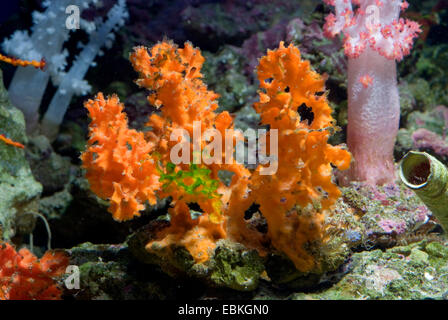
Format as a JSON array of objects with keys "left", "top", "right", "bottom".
[{"left": 0, "top": 134, "right": 24, "bottom": 149}]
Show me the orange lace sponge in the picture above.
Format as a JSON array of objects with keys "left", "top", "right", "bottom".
[
  {"left": 0, "top": 243, "right": 69, "bottom": 300},
  {"left": 130, "top": 41, "right": 221, "bottom": 162},
  {"left": 251, "top": 42, "right": 351, "bottom": 272},
  {"left": 130, "top": 41, "right": 251, "bottom": 262},
  {"left": 81, "top": 93, "right": 160, "bottom": 221}
]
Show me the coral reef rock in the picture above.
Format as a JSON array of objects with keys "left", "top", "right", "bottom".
[
  {"left": 292, "top": 240, "right": 448, "bottom": 300},
  {"left": 128, "top": 221, "right": 264, "bottom": 292},
  {"left": 0, "top": 69, "right": 42, "bottom": 240}
]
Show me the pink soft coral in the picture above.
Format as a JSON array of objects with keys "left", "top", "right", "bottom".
[{"left": 324, "top": 0, "right": 421, "bottom": 185}]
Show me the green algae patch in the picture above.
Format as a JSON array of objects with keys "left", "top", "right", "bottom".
[
  {"left": 209, "top": 240, "right": 264, "bottom": 291},
  {"left": 426, "top": 242, "right": 448, "bottom": 259}
]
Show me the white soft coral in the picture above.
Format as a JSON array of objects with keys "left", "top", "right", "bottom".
[{"left": 2, "top": 0, "right": 128, "bottom": 137}]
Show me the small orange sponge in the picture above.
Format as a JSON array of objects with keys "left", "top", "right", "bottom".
[
  {"left": 81, "top": 93, "right": 160, "bottom": 221},
  {"left": 0, "top": 53, "right": 45, "bottom": 70},
  {"left": 0, "top": 243, "right": 69, "bottom": 300}
]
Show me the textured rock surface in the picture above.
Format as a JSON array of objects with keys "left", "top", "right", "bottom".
[
  {"left": 337, "top": 181, "right": 438, "bottom": 249},
  {"left": 396, "top": 106, "right": 448, "bottom": 162},
  {"left": 291, "top": 240, "right": 448, "bottom": 300},
  {"left": 65, "top": 242, "right": 179, "bottom": 300},
  {"left": 128, "top": 222, "right": 265, "bottom": 292},
  {"left": 126, "top": 180, "right": 442, "bottom": 293},
  {"left": 25, "top": 135, "right": 71, "bottom": 195},
  {"left": 0, "top": 69, "right": 42, "bottom": 240}
]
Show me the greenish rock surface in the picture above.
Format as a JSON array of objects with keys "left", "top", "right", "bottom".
[
  {"left": 0, "top": 69, "right": 42, "bottom": 240},
  {"left": 25, "top": 135, "right": 71, "bottom": 195},
  {"left": 395, "top": 128, "right": 415, "bottom": 159},
  {"left": 338, "top": 182, "right": 435, "bottom": 248},
  {"left": 395, "top": 106, "right": 448, "bottom": 162},
  {"left": 406, "top": 79, "right": 437, "bottom": 111},
  {"left": 66, "top": 242, "right": 178, "bottom": 300},
  {"left": 39, "top": 186, "right": 73, "bottom": 220},
  {"left": 128, "top": 222, "right": 264, "bottom": 291},
  {"left": 291, "top": 240, "right": 448, "bottom": 300},
  {"left": 208, "top": 241, "right": 265, "bottom": 291},
  {"left": 265, "top": 234, "right": 350, "bottom": 290},
  {"left": 233, "top": 104, "right": 261, "bottom": 132},
  {"left": 203, "top": 46, "right": 257, "bottom": 114},
  {"left": 406, "top": 107, "right": 448, "bottom": 135},
  {"left": 398, "top": 81, "right": 416, "bottom": 121},
  {"left": 400, "top": 43, "right": 448, "bottom": 108}
]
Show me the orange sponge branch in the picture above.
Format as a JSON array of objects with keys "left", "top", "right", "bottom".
[
  {"left": 81, "top": 93, "right": 160, "bottom": 221},
  {"left": 250, "top": 42, "right": 351, "bottom": 271},
  {"left": 0, "top": 53, "right": 46, "bottom": 70}
]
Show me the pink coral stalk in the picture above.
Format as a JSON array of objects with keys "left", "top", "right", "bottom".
[{"left": 324, "top": 0, "right": 421, "bottom": 185}]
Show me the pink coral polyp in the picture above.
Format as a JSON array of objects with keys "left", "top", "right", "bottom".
[{"left": 324, "top": 0, "right": 421, "bottom": 61}]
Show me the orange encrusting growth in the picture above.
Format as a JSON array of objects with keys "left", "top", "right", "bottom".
[
  {"left": 0, "top": 243, "right": 69, "bottom": 300},
  {"left": 0, "top": 134, "right": 24, "bottom": 149},
  {"left": 359, "top": 74, "right": 373, "bottom": 88},
  {"left": 0, "top": 53, "right": 46, "bottom": 70},
  {"left": 250, "top": 42, "right": 351, "bottom": 271},
  {"left": 80, "top": 93, "right": 160, "bottom": 221}
]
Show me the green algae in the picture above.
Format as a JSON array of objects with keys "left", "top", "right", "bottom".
[
  {"left": 67, "top": 242, "right": 177, "bottom": 300},
  {"left": 209, "top": 241, "right": 265, "bottom": 291}
]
